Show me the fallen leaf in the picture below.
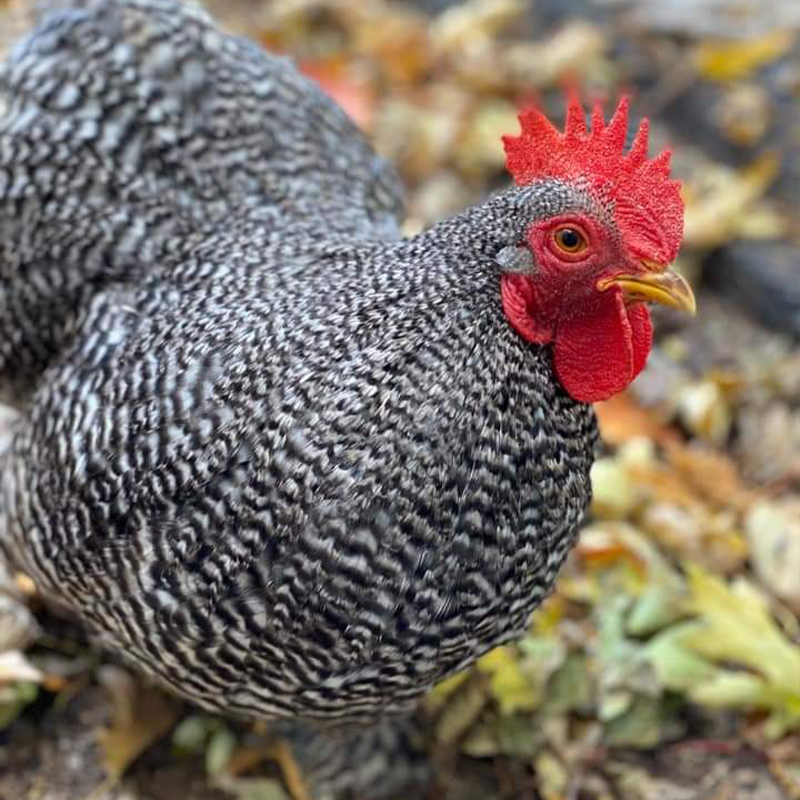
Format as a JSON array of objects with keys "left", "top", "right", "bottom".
[
  {"left": 695, "top": 30, "right": 794, "bottom": 82},
  {"left": 0, "top": 649, "right": 44, "bottom": 683},
  {"left": 684, "top": 566, "right": 800, "bottom": 691},
  {"left": 661, "top": 566, "right": 800, "bottom": 736},
  {"left": 674, "top": 379, "right": 732, "bottom": 444},
  {"left": 433, "top": 671, "right": 490, "bottom": 745},
  {"left": 534, "top": 749, "right": 570, "bottom": 800},
  {"left": 683, "top": 154, "right": 780, "bottom": 249},
  {"left": 478, "top": 645, "right": 541, "bottom": 715},
  {"left": 576, "top": 523, "right": 682, "bottom": 588},
  {"left": 717, "top": 82, "right": 772, "bottom": 145},
  {"left": 0, "top": 594, "right": 40, "bottom": 652},
  {"left": 595, "top": 392, "right": 682, "bottom": 447},
  {"left": 746, "top": 500, "right": 800, "bottom": 611},
  {"left": 430, "top": 0, "right": 525, "bottom": 59},
  {"left": 172, "top": 714, "right": 217, "bottom": 754},
  {"left": 500, "top": 21, "right": 608, "bottom": 90},
  {"left": 454, "top": 98, "right": 518, "bottom": 177},
  {"left": 0, "top": 680, "right": 38, "bottom": 729},
  {"left": 206, "top": 725, "right": 238, "bottom": 778},
  {"left": 665, "top": 443, "right": 755, "bottom": 513},
  {"left": 214, "top": 775, "right": 291, "bottom": 800},
  {"left": 590, "top": 457, "right": 640, "bottom": 520},
  {"left": 96, "top": 666, "right": 181, "bottom": 783},
  {"left": 299, "top": 58, "right": 375, "bottom": 130},
  {"left": 542, "top": 653, "right": 593, "bottom": 716},
  {"left": 352, "top": 3, "right": 431, "bottom": 83},
  {"left": 603, "top": 694, "right": 676, "bottom": 748}
]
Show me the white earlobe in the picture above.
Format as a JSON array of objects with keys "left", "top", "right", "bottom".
[{"left": 496, "top": 245, "right": 537, "bottom": 275}]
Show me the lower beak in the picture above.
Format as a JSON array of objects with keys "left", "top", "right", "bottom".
[{"left": 598, "top": 261, "right": 697, "bottom": 315}]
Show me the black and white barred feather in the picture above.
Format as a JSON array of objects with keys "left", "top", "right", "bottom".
[{"left": 0, "top": 0, "right": 596, "bottom": 726}]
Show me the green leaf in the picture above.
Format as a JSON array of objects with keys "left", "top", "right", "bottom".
[
  {"left": 172, "top": 715, "right": 217, "bottom": 754},
  {"left": 495, "top": 713, "right": 546, "bottom": 758},
  {"left": 603, "top": 695, "right": 679, "bottom": 748},
  {"left": 644, "top": 624, "right": 717, "bottom": 691},
  {"left": 206, "top": 726, "right": 237, "bottom": 778},
  {"left": 682, "top": 565, "right": 800, "bottom": 699},
  {"left": 0, "top": 681, "right": 39, "bottom": 729},
  {"left": 627, "top": 583, "right": 687, "bottom": 636},
  {"left": 216, "top": 777, "right": 291, "bottom": 800},
  {"left": 640, "top": 565, "right": 800, "bottom": 735},
  {"left": 690, "top": 671, "right": 773, "bottom": 707},
  {"left": 541, "top": 653, "right": 594, "bottom": 716}
]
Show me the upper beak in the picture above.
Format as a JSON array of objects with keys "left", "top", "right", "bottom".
[{"left": 598, "top": 260, "right": 697, "bottom": 315}]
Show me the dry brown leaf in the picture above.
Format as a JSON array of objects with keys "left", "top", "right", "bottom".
[
  {"left": 501, "top": 21, "right": 607, "bottom": 88},
  {"left": 455, "top": 98, "right": 518, "bottom": 177},
  {"left": 575, "top": 525, "right": 651, "bottom": 577},
  {"left": 447, "top": 20, "right": 607, "bottom": 93},
  {"left": 746, "top": 500, "right": 800, "bottom": 612},
  {"left": 595, "top": 392, "right": 682, "bottom": 448},
  {"left": 682, "top": 154, "right": 782, "bottom": 249},
  {"left": 674, "top": 379, "right": 732, "bottom": 444},
  {"left": 351, "top": 3, "right": 431, "bottom": 83},
  {"left": 96, "top": 666, "right": 181, "bottom": 784},
  {"left": 641, "top": 502, "right": 749, "bottom": 574},
  {"left": 665, "top": 443, "right": 756, "bottom": 513},
  {"left": 374, "top": 86, "right": 471, "bottom": 182},
  {"left": 766, "top": 735, "right": 800, "bottom": 800},
  {"left": 430, "top": 0, "right": 526, "bottom": 59},
  {"left": 586, "top": 442, "right": 755, "bottom": 572},
  {"left": 717, "top": 83, "right": 772, "bottom": 145},
  {"left": 299, "top": 58, "right": 375, "bottom": 131}
]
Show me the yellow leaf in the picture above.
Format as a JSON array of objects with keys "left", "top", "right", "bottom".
[
  {"left": 695, "top": 30, "right": 794, "bottom": 82},
  {"left": 478, "top": 646, "right": 540, "bottom": 715},
  {"left": 682, "top": 565, "right": 800, "bottom": 701},
  {"left": 430, "top": 668, "right": 471, "bottom": 702},
  {"left": 590, "top": 458, "right": 639, "bottom": 520},
  {"left": 433, "top": 673, "right": 490, "bottom": 745}
]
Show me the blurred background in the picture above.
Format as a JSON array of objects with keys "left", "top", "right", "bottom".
[{"left": 0, "top": 1, "right": 798, "bottom": 799}]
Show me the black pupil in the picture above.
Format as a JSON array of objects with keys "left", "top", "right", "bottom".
[{"left": 560, "top": 229, "right": 580, "bottom": 249}]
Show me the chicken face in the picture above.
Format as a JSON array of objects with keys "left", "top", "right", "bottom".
[{"left": 499, "top": 94, "right": 695, "bottom": 404}]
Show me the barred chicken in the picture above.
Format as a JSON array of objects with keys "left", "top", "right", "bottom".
[{"left": 0, "top": 0, "right": 694, "bottom": 796}]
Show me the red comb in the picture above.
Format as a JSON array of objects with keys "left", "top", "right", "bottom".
[{"left": 502, "top": 92, "right": 684, "bottom": 263}]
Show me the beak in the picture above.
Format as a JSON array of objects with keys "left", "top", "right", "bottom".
[{"left": 598, "top": 260, "right": 697, "bottom": 315}]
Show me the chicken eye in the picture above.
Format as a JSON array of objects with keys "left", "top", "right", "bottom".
[{"left": 553, "top": 227, "right": 587, "bottom": 254}]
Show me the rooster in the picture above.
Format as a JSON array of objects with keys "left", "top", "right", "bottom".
[{"left": 0, "top": 0, "right": 694, "bottom": 796}]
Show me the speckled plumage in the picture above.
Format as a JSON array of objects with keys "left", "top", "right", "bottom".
[{"left": 0, "top": 0, "right": 596, "bottom": 729}]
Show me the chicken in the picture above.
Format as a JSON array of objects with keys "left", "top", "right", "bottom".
[{"left": 0, "top": 0, "right": 695, "bottom": 794}]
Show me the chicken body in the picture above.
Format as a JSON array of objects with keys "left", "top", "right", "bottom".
[{"left": 0, "top": 0, "right": 595, "bottom": 723}]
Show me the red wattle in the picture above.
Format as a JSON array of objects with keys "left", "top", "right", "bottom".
[
  {"left": 501, "top": 276, "right": 654, "bottom": 404},
  {"left": 501, "top": 274, "right": 556, "bottom": 344},
  {"left": 628, "top": 302, "right": 653, "bottom": 379},
  {"left": 553, "top": 292, "right": 652, "bottom": 404}
]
